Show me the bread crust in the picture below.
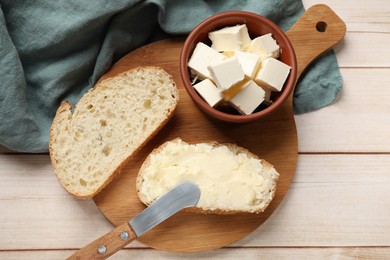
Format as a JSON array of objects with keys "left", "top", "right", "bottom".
[
  {"left": 136, "top": 138, "right": 279, "bottom": 215},
  {"left": 49, "top": 67, "right": 179, "bottom": 198}
]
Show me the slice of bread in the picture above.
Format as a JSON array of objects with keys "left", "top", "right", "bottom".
[
  {"left": 136, "top": 138, "right": 279, "bottom": 214},
  {"left": 49, "top": 67, "right": 179, "bottom": 198}
]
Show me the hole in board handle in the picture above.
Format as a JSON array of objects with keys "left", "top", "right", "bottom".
[{"left": 316, "top": 21, "right": 327, "bottom": 32}]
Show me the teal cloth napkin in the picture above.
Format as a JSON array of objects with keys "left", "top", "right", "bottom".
[{"left": 0, "top": 0, "right": 342, "bottom": 152}]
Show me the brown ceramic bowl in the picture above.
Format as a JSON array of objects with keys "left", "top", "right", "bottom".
[{"left": 180, "top": 11, "right": 297, "bottom": 123}]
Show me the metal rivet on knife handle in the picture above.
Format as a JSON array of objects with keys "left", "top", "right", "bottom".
[
  {"left": 120, "top": 231, "right": 129, "bottom": 240},
  {"left": 97, "top": 245, "right": 107, "bottom": 254}
]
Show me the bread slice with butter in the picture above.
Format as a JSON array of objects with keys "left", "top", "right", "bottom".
[
  {"left": 49, "top": 67, "right": 179, "bottom": 198},
  {"left": 136, "top": 139, "right": 279, "bottom": 214}
]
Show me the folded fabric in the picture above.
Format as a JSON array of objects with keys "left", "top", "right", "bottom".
[{"left": 0, "top": 0, "right": 342, "bottom": 152}]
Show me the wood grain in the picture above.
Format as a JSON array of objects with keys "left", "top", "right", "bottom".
[
  {"left": 303, "top": 0, "right": 390, "bottom": 32},
  {"left": 93, "top": 38, "right": 298, "bottom": 252},
  {"left": 297, "top": 68, "right": 390, "bottom": 153},
  {"left": 1, "top": 0, "right": 388, "bottom": 258},
  {"left": 68, "top": 222, "right": 136, "bottom": 259},
  {"left": 286, "top": 4, "right": 346, "bottom": 78},
  {"left": 336, "top": 33, "right": 390, "bottom": 67},
  {"left": 1, "top": 154, "right": 389, "bottom": 250},
  {"left": 93, "top": 5, "right": 346, "bottom": 253},
  {"left": 2, "top": 247, "right": 390, "bottom": 260}
]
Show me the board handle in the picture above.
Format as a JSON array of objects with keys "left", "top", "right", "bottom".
[
  {"left": 67, "top": 222, "right": 136, "bottom": 259},
  {"left": 286, "top": 4, "right": 346, "bottom": 79}
]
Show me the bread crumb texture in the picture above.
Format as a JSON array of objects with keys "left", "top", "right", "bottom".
[
  {"left": 50, "top": 67, "right": 178, "bottom": 198},
  {"left": 137, "top": 139, "right": 279, "bottom": 214}
]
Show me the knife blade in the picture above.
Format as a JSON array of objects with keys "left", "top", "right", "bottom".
[{"left": 68, "top": 182, "right": 200, "bottom": 259}]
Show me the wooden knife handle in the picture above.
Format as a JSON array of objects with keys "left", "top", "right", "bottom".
[
  {"left": 286, "top": 4, "right": 346, "bottom": 79},
  {"left": 67, "top": 222, "right": 136, "bottom": 259}
]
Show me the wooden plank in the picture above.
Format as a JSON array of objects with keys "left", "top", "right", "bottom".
[
  {"left": 237, "top": 154, "right": 390, "bottom": 247},
  {"left": 345, "top": 23, "right": 390, "bottom": 33},
  {"left": 0, "top": 154, "right": 144, "bottom": 250},
  {"left": 303, "top": 0, "right": 390, "bottom": 32},
  {"left": 335, "top": 33, "right": 390, "bottom": 67},
  {"left": 296, "top": 68, "right": 390, "bottom": 153},
  {"left": 301, "top": 1, "right": 390, "bottom": 67},
  {"left": 1, "top": 247, "right": 390, "bottom": 260},
  {"left": 1, "top": 154, "right": 389, "bottom": 249}
]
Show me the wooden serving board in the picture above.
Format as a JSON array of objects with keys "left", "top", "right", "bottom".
[{"left": 93, "top": 5, "right": 346, "bottom": 252}]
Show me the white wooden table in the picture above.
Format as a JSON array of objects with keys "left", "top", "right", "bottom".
[{"left": 1, "top": 0, "right": 389, "bottom": 259}]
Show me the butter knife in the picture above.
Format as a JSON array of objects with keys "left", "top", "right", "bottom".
[{"left": 68, "top": 182, "right": 200, "bottom": 259}]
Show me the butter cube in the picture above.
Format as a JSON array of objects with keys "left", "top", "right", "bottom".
[
  {"left": 230, "top": 80, "right": 265, "bottom": 115},
  {"left": 254, "top": 58, "right": 291, "bottom": 92},
  {"left": 234, "top": 51, "right": 261, "bottom": 78},
  {"left": 208, "top": 57, "right": 245, "bottom": 90},
  {"left": 264, "top": 89, "right": 272, "bottom": 103},
  {"left": 222, "top": 76, "right": 251, "bottom": 101},
  {"left": 208, "top": 24, "right": 251, "bottom": 52},
  {"left": 193, "top": 79, "right": 222, "bottom": 107},
  {"left": 248, "top": 33, "right": 280, "bottom": 59},
  {"left": 188, "top": 42, "right": 225, "bottom": 80}
]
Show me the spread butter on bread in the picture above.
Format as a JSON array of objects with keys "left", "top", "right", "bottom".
[
  {"left": 136, "top": 139, "right": 279, "bottom": 214},
  {"left": 49, "top": 67, "right": 179, "bottom": 198}
]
